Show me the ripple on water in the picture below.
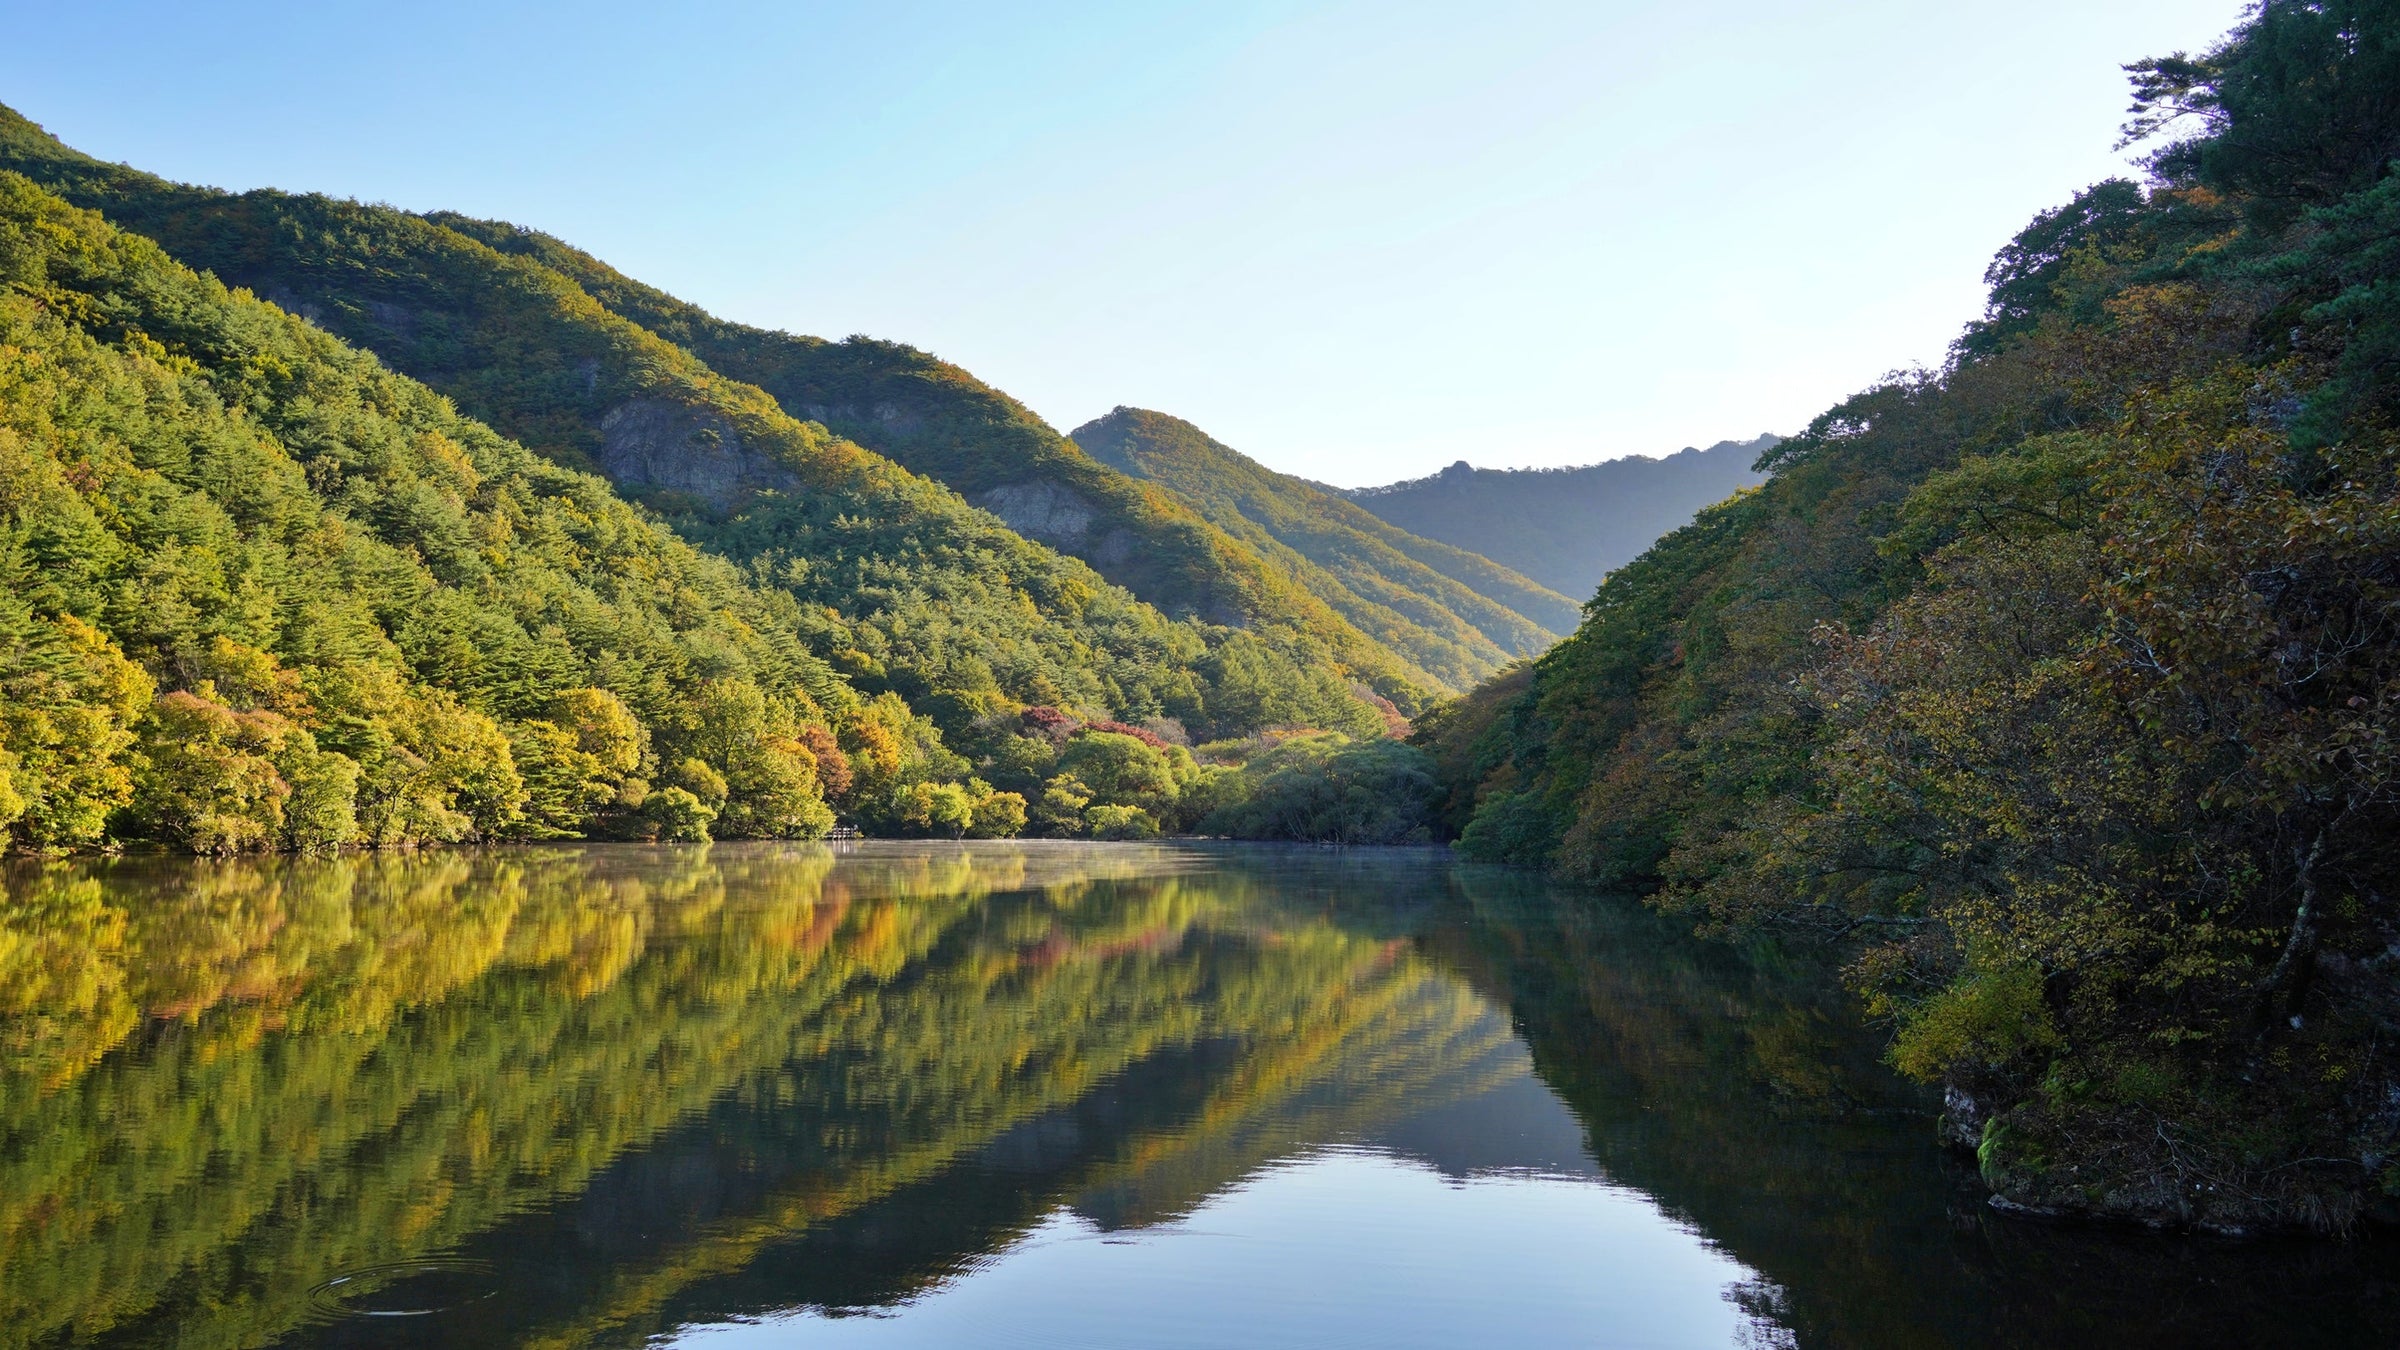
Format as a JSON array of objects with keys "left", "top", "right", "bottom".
[{"left": 306, "top": 1258, "right": 500, "bottom": 1320}]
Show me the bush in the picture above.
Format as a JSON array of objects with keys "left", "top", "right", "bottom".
[
  {"left": 968, "top": 790, "right": 1027, "bottom": 838},
  {"left": 1889, "top": 960, "right": 2060, "bottom": 1083}
]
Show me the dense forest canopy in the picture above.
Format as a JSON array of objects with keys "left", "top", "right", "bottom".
[
  {"left": 0, "top": 167, "right": 1435, "bottom": 853},
  {"left": 0, "top": 99, "right": 1620, "bottom": 849},
  {"left": 1421, "top": 0, "right": 2400, "bottom": 1233},
  {"left": 0, "top": 172, "right": 933, "bottom": 850}
]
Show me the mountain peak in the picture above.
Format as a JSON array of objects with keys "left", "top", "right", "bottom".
[{"left": 1071, "top": 409, "right": 1581, "bottom": 657}]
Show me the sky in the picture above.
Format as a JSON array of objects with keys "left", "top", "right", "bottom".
[{"left": 1, "top": 1, "right": 2249, "bottom": 486}]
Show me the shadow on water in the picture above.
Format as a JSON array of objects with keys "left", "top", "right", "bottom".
[{"left": 0, "top": 841, "right": 2393, "bottom": 1348}]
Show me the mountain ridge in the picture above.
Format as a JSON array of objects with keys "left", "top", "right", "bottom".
[
  {"left": 1343, "top": 436, "right": 1778, "bottom": 599},
  {"left": 1416, "top": 0, "right": 2400, "bottom": 1235},
  {"left": 0, "top": 168, "right": 945, "bottom": 848}
]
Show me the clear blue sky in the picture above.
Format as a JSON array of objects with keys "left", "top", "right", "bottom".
[{"left": 3, "top": 1, "right": 2245, "bottom": 486}]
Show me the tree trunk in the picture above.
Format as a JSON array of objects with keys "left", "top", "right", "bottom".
[{"left": 2254, "top": 831, "right": 2327, "bottom": 1030}]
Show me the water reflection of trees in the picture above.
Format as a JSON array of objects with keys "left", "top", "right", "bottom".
[
  {"left": 0, "top": 845, "right": 1511, "bottom": 1350},
  {"left": 1438, "top": 872, "right": 2400, "bottom": 1350},
  {"left": 5, "top": 847, "right": 846, "bottom": 1349}
]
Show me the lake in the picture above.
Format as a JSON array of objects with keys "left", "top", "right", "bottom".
[{"left": 2, "top": 841, "right": 2393, "bottom": 1348}]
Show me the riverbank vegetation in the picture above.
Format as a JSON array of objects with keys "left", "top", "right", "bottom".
[{"left": 1421, "top": 0, "right": 2400, "bottom": 1232}]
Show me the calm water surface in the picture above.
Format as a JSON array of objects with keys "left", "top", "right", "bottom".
[{"left": 2, "top": 842, "right": 2393, "bottom": 1348}]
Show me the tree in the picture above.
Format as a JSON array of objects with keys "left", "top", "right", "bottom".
[
  {"left": 1057, "top": 732, "right": 1179, "bottom": 816},
  {"left": 967, "top": 789, "right": 1027, "bottom": 838},
  {"left": 685, "top": 679, "right": 833, "bottom": 839},
  {"left": 898, "top": 782, "right": 975, "bottom": 838},
  {"left": 1082, "top": 804, "right": 1159, "bottom": 840},
  {"left": 2124, "top": 0, "right": 2400, "bottom": 216},
  {"left": 644, "top": 786, "right": 715, "bottom": 842},
  {"left": 129, "top": 690, "right": 357, "bottom": 854},
  {"left": 1955, "top": 180, "right": 2151, "bottom": 357}
]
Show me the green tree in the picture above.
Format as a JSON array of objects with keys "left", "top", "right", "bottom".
[
  {"left": 1057, "top": 732, "right": 1179, "bottom": 816},
  {"left": 1082, "top": 803, "right": 1160, "bottom": 840},
  {"left": 643, "top": 786, "right": 715, "bottom": 842}
]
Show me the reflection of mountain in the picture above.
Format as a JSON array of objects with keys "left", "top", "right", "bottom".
[
  {"left": 13, "top": 846, "right": 2389, "bottom": 1350},
  {"left": 1059, "top": 980, "right": 1529, "bottom": 1235},
  {"left": 0, "top": 845, "right": 1559, "bottom": 1350},
  {"left": 1362, "top": 1067, "right": 1603, "bottom": 1182},
  {"left": 457, "top": 912, "right": 1535, "bottom": 1346}
]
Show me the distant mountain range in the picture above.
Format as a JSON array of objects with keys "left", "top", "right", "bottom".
[{"left": 1343, "top": 437, "right": 1779, "bottom": 600}]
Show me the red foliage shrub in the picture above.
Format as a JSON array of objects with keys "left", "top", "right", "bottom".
[
  {"left": 1080, "top": 719, "right": 1172, "bottom": 750},
  {"left": 1020, "top": 705, "right": 1082, "bottom": 743}
]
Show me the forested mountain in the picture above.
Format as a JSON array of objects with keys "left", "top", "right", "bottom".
[
  {"left": 0, "top": 102, "right": 1430, "bottom": 753},
  {"left": 1421, "top": 0, "right": 2400, "bottom": 1233},
  {"left": 0, "top": 170, "right": 979, "bottom": 850},
  {"left": 417, "top": 215, "right": 1481, "bottom": 683},
  {"left": 1347, "top": 436, "right": 1775, "bottom": 599},
  {"left": 1069, "top": 406, "right": 1579, "bottom": 658}
]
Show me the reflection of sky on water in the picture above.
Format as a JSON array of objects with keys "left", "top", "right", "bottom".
[{"left": 680, "top": 1147, "right": 1764, "bottom": 1350}]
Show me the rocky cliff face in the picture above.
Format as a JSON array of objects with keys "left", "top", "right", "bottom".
[
  {"left": 974, "top": 480, "right": 1139, "bottom": 567},
  {"left": 597, "top": 398, "right": 800, "bottom": 511}
]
